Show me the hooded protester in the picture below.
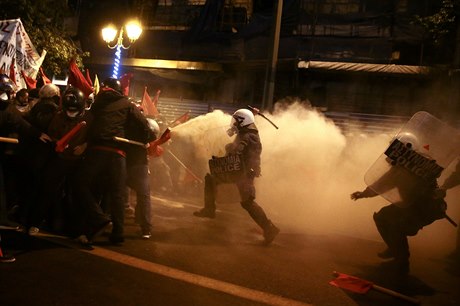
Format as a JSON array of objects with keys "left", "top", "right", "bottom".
[
  {"left": 27, "top": 87, "right": 92, "bottom": 237},
  {"left": 1, "top": 75, "right": 51, "bottom": 262},
  {"left": 73, "top": 78, "right": 156, "bottom": 246},
  {"left": 15, "top": 84, "right": 61, "bottom": 227}
]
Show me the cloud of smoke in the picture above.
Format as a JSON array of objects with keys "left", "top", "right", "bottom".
[{"left": 171, "top": 103, "right": 459, "bottom": 253}]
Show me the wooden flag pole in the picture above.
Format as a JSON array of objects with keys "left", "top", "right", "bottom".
[
  {"left": 332, "top": 272, "right": 420, "bottom": 305},
  {"left": 0, "top": 136, "right": 19, "bottom": 144}
]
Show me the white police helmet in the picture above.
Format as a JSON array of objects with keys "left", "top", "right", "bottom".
[
  {"left": 147, "top": 118, "right": 160, "bottom": 138},
  {"left": 231, "top": 109, "right": 255, "bottom": 128},
  {"left": 397, "top": 132, "right": 419, "bottom": 151}
]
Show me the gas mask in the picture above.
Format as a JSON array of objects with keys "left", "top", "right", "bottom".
[
  {"left": 65, "top": 109, "right": 81, "bottom": 118},
  {"left": 227, "top": 126, "right": 237, "bottom": 137}
]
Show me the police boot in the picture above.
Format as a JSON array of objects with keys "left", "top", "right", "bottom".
[
  {"left": 263, "top": 221, "right": 280, "bottom": 245},
  {"left": 193, "top": 174, "right": 216, "bottom": 219}
]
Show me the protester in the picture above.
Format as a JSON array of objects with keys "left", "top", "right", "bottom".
[
  {"left": 16, "top": 84, "right": 60, "bottom": 228},
  {"left": 27, "top": 87, "right": 91, "bottom": 237},
  {"left": 13, "top": 88, "right": 31, "bottom": 114},
  {"left": 1, "top": 75, "right": 52, "bottom": 262},
  {"left": 73, "top": 78, "right": 155, "bottom": 245},
  {"left": 124, "top": 117, "right": 159, "bottom": 239},
  {"left": 27, "top": 88, "right": 40, "bottom": 108}
]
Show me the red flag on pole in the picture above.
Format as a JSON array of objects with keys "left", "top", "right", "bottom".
[
  {"left": 119, "top": 73, "right": 133, "bottom": 96},
  {"left": 9, "top": 58, "right": 17, "bottom": 85},
  {"left": 141, "top": 87, "right": 160, "bottom": 117},
  {"left": 21, "top": 71, "right": 37, "bottom": 89},
  {"left": 330, "top": 272, "right": 421, "bottom": 304},
  {"left": 152, "top": 89, "right": 161, "bottom": 106},
  {"left": 40, "top": 67, "right": 52, "bottom": 85},
  {"left": 67, "top": 58, "right": 93, "bottom": 97},
  {"left": 170, "top": 111, "right": 191, "bottom": 127},
  {"left": 85, "top": 69, "right": 93, "bottom": 87},
  {"left": 147, "top": 128, "right": 171, "bottom": 157},
  {"left": 329, "top": 272, "right": 373, "bottom": 294},
  {"left": 55, "top": 121, "right": 87, "bottom": 153}
]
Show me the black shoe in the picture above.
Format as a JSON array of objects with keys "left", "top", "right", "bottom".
[
  {"left": 0, "top": 254, "right": 16, "bottom": 263},
  {"left": 141, "top": 230, "right": 151, "bottom": 239},
  {"left": 89, "top": 220, "right": 112, "bottom": 241},
  {"left": 193, "top": 208, "right": 215, "bottom": 219},
  {"left": 75, "top": 235, "right": 94, "bottom": 250},
  {"left": 109, "top": 234, "right": 125, "bottom": 245},
  {"left": 380, "top": 258, "right": 410, "bottom": 275},
  {"left": 378, "top": 248, "right": 395, "bottom": 259},
  {"left": 263, "top": 223, "right": 280, "bottom": 245}
]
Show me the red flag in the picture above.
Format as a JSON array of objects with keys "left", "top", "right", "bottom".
[
  {"left": 141, "top": 87, "right": 160, "bottom": 117},
  {"left": 330, "top": 271, "right": 421, "bottom": 304},
  {"left": 120, "top": 73, "right": 133, "bottom": 96},
  {"left": 170, "top": 111, "right": 191, "bottom": 127},
  {"left": 329, "top": 272, "right": 373, "bottom": 294},
  {"left": 9, "top": 58, "right": 17, "bottom": 85},
  {"left": 67, "top": 58, "right": 93, "bottom": 97},
  {"left": 85, "top": 69, "right": 93, "bottom": 87},
  {"left": 152, "top": 89, "right": 161, "bottom": 106},
  {"left": 21, "top": 71, "right": 37, "bottom": 89},
  {"left": 40, "top": 67, "right": 52, "bottom": 85},
  {"left": 147, "top": 144, "right": 165, "bottom": 157},
  {"left": 55, "top": 121, "right": 87, "bottom": 153},
  {"left": 147, "top": 129, "right": 171, "bottom": 157}
]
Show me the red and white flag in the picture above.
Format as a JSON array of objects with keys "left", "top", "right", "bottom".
[
  {"left": 21, "top": 70, "right": 37, "bottom": 89},
  {"left": 9, "top": 58, "right": 17, "bottom": 85},
  {"left": 0, "top": 19, "right": 47, "bottom": 89}
]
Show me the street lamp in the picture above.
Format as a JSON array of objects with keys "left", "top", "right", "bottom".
[{"left": 102, "top": 20, "right": 142, "bottom": 79}]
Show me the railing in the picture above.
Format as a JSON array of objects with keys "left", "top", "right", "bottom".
[{"left": 324, "top": 111, "right": 409, "bottom": 136}]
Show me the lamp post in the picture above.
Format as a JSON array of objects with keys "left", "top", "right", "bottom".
[{"left": 102, "top": 20, "right": 142, "bottom": 79}]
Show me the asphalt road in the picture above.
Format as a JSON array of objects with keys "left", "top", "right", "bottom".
[{"left": 1, "top": 192, "right": 459, "bottom": 306}]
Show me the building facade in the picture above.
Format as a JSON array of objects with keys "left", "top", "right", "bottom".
[{"left": 78, "top": 0, "right": 460, "bottom": 119}]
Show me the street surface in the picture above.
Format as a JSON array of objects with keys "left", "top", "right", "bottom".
[{"left": 1, "top": 191, "right": 459, "bottom": 306}]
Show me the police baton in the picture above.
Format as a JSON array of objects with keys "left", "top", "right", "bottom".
[
  {"left": 444, "top": 213, "right": 458, "bottom": 227},
  {"left": 247, "top": 105, "right": 279, "bottom": 129}
]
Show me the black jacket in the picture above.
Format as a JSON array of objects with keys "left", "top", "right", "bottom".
[
  {"left": 89, "top": 88, "right": 155, "bottom": 150},
  {"left": 1, "top": 100, "right": 41, "bottom": 159}
]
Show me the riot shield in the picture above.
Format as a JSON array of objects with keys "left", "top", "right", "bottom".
[
  {"left": 364, "top": 111, "right": 460, "bottom": 206},
  {"left": 209, "top": 154, "right": 246, "bottom": 183}
]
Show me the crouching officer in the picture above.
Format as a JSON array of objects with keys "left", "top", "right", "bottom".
[
  {"left": 351, "top": 130, "right": 452, "bottom": 275},
  {"left": 194, "top": 108, "right": 280, "bottom": 244}
]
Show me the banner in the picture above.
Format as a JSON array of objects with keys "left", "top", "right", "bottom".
[{"left": 0, "top": 19, "right": 46, "bottom": 89}]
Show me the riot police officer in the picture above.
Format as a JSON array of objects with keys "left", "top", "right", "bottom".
[{"left": 194, "top": 108, "right": 280, "bottom": 245}]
